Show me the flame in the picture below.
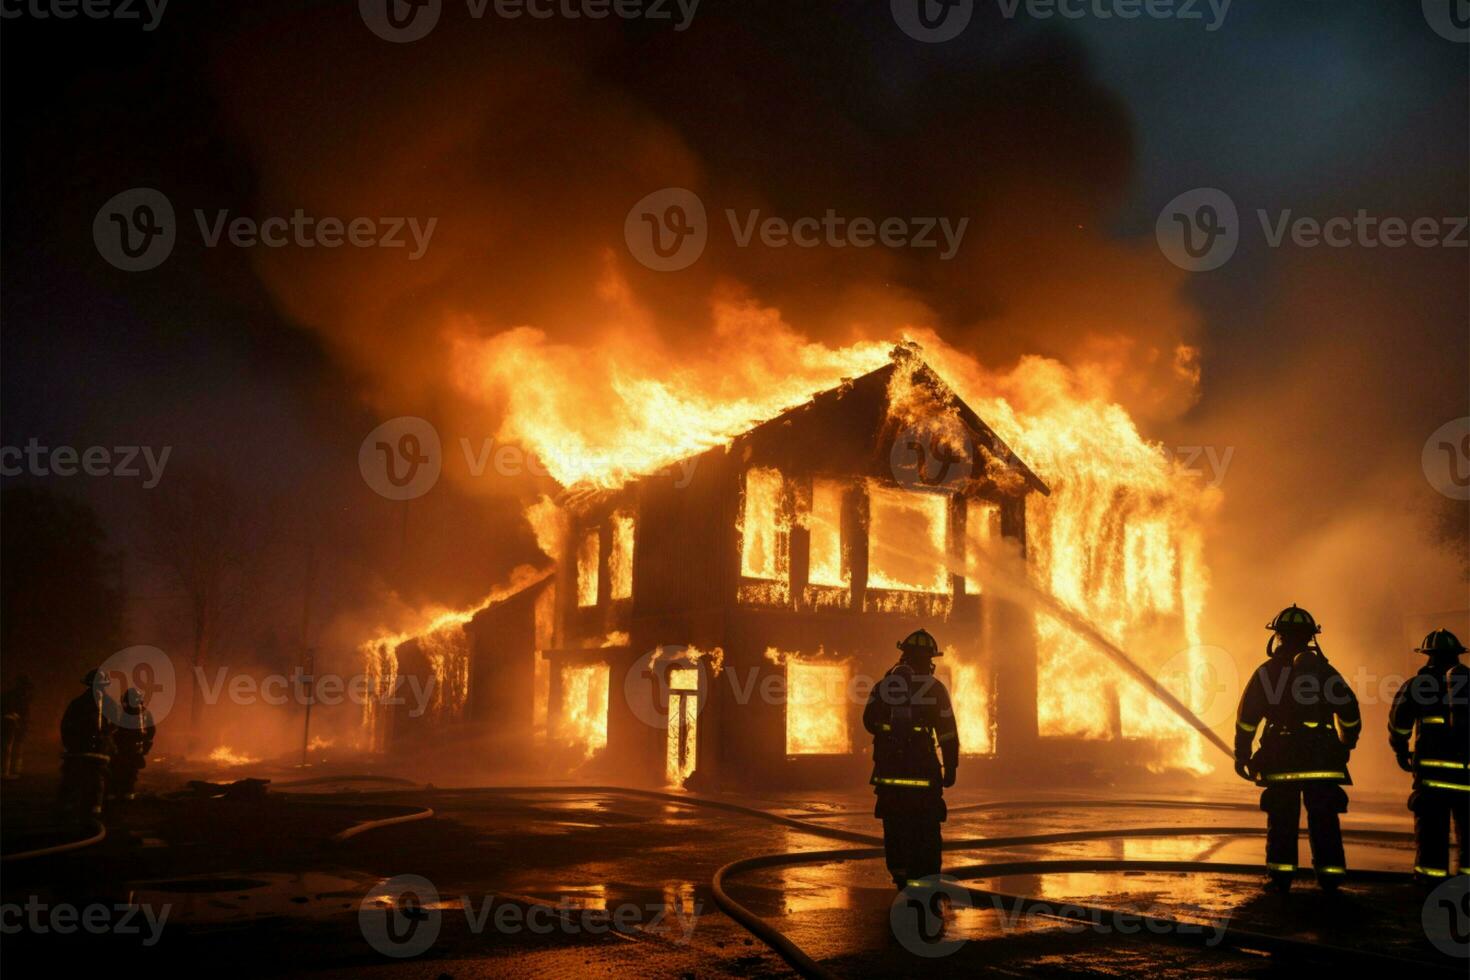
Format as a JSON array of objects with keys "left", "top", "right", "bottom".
[
  {"left": 609, "top": 512, "right": 635, "bottom": 600},
  {"left": 444, "top": 311, "right": 1217, "bottom": 772},
  {"left": 780, "top": 654, "right": 852, "bottom": 755},
  {"left": 558, "top": 663, "right": 609, "bottom": 759},
  {"left": 576, "top": 530, "right": 600, "bottom": 607},
  {"left": 207, "top": 746, "right": 259, "bottom": 766},
  {"left": 954, "top": 355, "right": 1219, "bottom": 771},
  {"left": 359, "top": 565, "right": 554, "bottom": 750},
  {"left": 450, "top": 304, "right": 893, "bottom": 488},
  {"left": 941, "top": 646, "right": 994, "bottom": 756}
]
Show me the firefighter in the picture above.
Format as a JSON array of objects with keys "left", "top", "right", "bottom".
[
  {"left": 1, "top": 674, "right": 34, "bottom": 779},
  {"left": 58, "top": 670, "right": 115, "bottom": 824},
  {"left": 1234, "top": 605, "right": 1361, "bottom": 893},
  {"left": 109, "top": 687, "right": 156, "bottom": 800},
  {"left": 1387, "top": 629, "right": 1469, "bottom": 883},
  {"left": 863, "top": 629, "right": 960, "bottom": 889}
]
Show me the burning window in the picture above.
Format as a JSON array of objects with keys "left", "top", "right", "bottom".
[
  {"left": 610, "top": 512, "right": 635, "bottom": 601},
  {"left": 740, "top": 467, "right": 789, "bottom": 582},
  {"left": 806, "top": 479, "right": 848, "bottom": 588},
  {"left": 942, "top": 652, "right": 994, "bottom": 756},
  {"left": 866, "top": 483, "right": 949, "bottom": 593},
  {"left": 559, "top": 662, "right": 609, "bottom": 758},
  {"left": 785, "top": 659, "right": 851, "bottom": 755},
  {"left": 964, "top": 499, "right": 1001, "bottom": 594},
  {"left": 576, "top": 529, "right": 600, "bottom": 607}
]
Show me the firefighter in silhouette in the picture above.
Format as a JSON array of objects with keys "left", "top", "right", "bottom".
[
  {"left": 1, "top": 674, "right": 34, "bottom": 779},
  {"left": 1234, "top": 605, "right": 1361, "bottom": 893},
  {"left": 109, "top": 687, "right": 156, "bottom": 801},
  {"left": 1388, "top": 629, "right": 1469, "bottom": 883},
  {"left": 863, "top": 629, "right": 960, "bottom": 889},
  {"left": 59, "top": 670, "right": 116, "bottom": 823}
]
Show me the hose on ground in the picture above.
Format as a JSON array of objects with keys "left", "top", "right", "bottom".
[
  {"left": 0, "top": 819, "right": 106, "bottom": 863},
  {"left": 285, "top": 780, "right": 1438, "bottom": 976}
]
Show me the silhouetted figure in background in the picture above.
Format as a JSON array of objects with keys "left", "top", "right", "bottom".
[
  {"left": 863, "top": 629, "right": 960, "bottom": 889},
  {"left": 1235, "top": 605, "right": 1361, "bottom": 893},
  {"left": 59, "top": 670, "right": 115, "bottom": 823},
  {"left": 1388, "top": 629, "right": 1470, "bottom": 883},
  {"left": 109, "top": 687, "right": 156, "bottom": 800},
  {"left": 1, "top": 674, "right": 34, "bottom": 778}
]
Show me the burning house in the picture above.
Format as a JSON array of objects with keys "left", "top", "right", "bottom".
[{"left": 368, "top": 346, "right": 1215, "bottom": 787}]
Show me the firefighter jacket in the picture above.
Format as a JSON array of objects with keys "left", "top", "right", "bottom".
[
  {"left": 60, "top": 690, "right": 114, "bottom": 757},
  {"left": 1235, "top": 649, "right": 1361, "bottom": 785},
  {"left": 863, "top": 665, "right": 960, "bottom": 793},
  {"left": 1388, "top": 660, "right": 1469, "bottom": 793},
  {"left": 111, "top": 707, "right": 156, "bottom": 763}
]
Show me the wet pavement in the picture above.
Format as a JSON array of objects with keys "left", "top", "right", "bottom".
[{"left": 2, "top": 766, "right": 1462, "bottom": 977}]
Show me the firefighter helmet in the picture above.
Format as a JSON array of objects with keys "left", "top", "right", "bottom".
[
  {"left": 1415, "top": 629, "right": 1467, "bottom": 656},
  {"left": 897, "top": 629, "right": 942, "bottom": 656},
  {"left": 1266, "top": 604, "right": 1320, "bottom": 637}
]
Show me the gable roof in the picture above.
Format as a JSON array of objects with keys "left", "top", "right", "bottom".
[
  {"left": 733, "top": 350, "right": 1049, "bottom": 497},
  {"left": 560, "top": 347, "right": 1048, "bottom": 510}
]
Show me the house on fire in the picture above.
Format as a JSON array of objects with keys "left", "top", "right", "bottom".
[{"left": 380, "top": 349, "right": 1056, "bottom": 789}]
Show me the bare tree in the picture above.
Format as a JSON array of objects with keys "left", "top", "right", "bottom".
[{"left": 141, "top": 465, "right": 271, "bottom": 754}]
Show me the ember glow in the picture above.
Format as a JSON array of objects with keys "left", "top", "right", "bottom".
[{"left": 207, "top": 746, "right": 259, "bottom": 767}]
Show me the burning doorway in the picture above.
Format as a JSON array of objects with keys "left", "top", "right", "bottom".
[{"left": 665, "top": 666, "right": 699, "bottom": 786}]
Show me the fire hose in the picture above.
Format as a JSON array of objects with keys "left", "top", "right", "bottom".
[{"left": 291, "top": 784, "right": 1440, "bottom": 976}]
